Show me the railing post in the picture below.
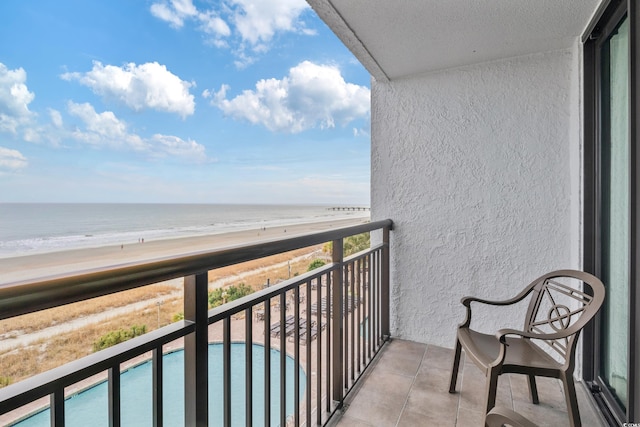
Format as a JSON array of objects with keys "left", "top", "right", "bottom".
[
  {"left": 184, "top": 273, "right": 209, "bottom": 427},
  {"left": 50, "top": 390, "right": 64, "bottom": 427},
  {"left": 331, "top": 238, "right": 344, "bottom": 407},
  {"left": 108, "top": 366, "right": 121, "bottom": 427},
  {"left": 152, "top": 347, "right": 163, "bottom": 427},
  {"left": 381, "top": 226, "right": 390, "bottom": 339}
]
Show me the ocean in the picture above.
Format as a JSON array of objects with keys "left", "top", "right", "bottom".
[{"left": 0, "top": 203, "right": 369, "bottom": 259}]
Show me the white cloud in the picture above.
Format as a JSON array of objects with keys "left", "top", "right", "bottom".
[
  {"left": 231, "top": 0, "right": 310, "bottom": 45},
  {"left": 150, "top": 134, "right": 207, "bottom": 161},
  {"left": 150, "top": 0, "right": 197, "bottom": 28},
  {"left": 66, "top": 101, "right": 207, "bottom": 162},
  {"left": 67, "top": 101, "right": 134, "bottom": 146},
  {"left": 49, "top": 109, "right": 63, "bottom": 128},
  {"left": 211, "top": 61, "right": 370, "bottom": 133},
  {"left": 353, "top": 127, "right": 370, "bottom": 137},
  {"left": 61, "top": 61, "right": 195, "bottom": 118},
  {"left": 0, "top": 146, "right": 28, "bottom": 171},
  {"left": 150, "top": 0, "right": 311, "bottom": 65},
  {"left": 0, "top": 63, "right": 35, "bottom": 134},
  {"left": 199, "top": 10, "right": 231, "bottom": 37},
  {"left": 151, "top": 3, "right": 185, "bottom": 28}
]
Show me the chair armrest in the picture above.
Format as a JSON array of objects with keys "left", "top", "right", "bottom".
[
  {"left": 461, "top": 296, "right": 512, "bottom": 307},
  {"left": 461, "top": 289, "right": 532, "bottom": 307},
  {"left": 495, "top": 328, "right": 572, "bottom": 343},
  {"left": 458, "top": 289, "right": 534, "bottom": 329}
]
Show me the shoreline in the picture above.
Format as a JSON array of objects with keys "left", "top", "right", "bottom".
[{"left": 0, "top": 217, "right": 368, "bottom": 285}]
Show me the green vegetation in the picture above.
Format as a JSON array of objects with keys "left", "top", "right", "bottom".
[
  {"left": 344, "top": 232, "right": 370, "bottom": 256},
  {"left": 208, "top": 283, "right": 254, "bottom": 308},
  {"left": 307, "top": 259, "right": 327, "bottom": 271},
  {"left": 0, "top": 376, "right": 11, "bottom": 387},
  {"left": 93, "top": 325, "right": 147, "bottom": 352},
  {"left": 172, "top": 312, "right": 185, "bottom": 322},
  {"left": 323, "top": 232, "right": 371, "bottom": 257}
]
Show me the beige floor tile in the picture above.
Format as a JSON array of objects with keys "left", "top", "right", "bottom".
[
  {"left": 338, "top": 340, "right": 605, "bottom": 427},
  {"left": 335, "top": 414, "right": 375, "bottom": 427},
  {"left": 344, "top": 387, "right": 406, "bottom": 427},
  {"left": 403, "top": 387, "right": 459, "bottom": 420},
  {"left": 397, "top": 408, "right": 456, "bottom": 427},
  {"left": 455, "top": 408, "right": 485, "bottom": 426},
  {"left": 385, "top": 339, "right": 428, "bottom": 357},
  {"left": 422, "top": 344, "right": 458, "bottom": 371},
  {"left": 359, "top": 368, "right": 415, "bottom": 399},
  {"left": 513, "top": 399, "right": 574, "bottom": 427},
  {"left": 374, "top": 352, "right": 423, "bottom": 377},
  {"left": 458, "top": 364, "right": 512, "bottom": 412},
  {"left": 412, "top": 367, "right": 452, "bottom": 392},
  {"left": 510, "top": 375, "right": 567, "bottom": 411},
  {"left": 374, "top": 340, "right": 427, "bottom": 377}
]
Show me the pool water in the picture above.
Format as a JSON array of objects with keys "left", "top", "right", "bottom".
[{"left": 16, "top": 343, "right": 305, "bottom": 427}]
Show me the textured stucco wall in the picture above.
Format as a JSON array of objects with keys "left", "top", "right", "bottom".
[{"left": 371, "top": 48, "right": 581, "bottom": 348}]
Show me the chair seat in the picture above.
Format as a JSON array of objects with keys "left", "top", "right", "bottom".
[{"left": 458, "top": 328, "right": 562, "bottom": 374}]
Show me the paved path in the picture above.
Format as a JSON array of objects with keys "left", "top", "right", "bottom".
[{"left": 0, "top": 290, "right": 180, "bottom": 352}]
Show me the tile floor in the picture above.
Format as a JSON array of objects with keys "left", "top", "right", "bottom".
[{"left": 331, "top": 339, "right": 606, "bottom": 427}]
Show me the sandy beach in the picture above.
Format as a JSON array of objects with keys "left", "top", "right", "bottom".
[{"left": 0, "top": 217, "right": 368, "bottom": 285}]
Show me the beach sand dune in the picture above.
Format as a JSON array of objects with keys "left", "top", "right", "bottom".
[{"left": 0, "top": 217, "right": 368, "bottom": 285}]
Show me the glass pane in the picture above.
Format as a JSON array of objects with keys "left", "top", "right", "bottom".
[{"left": 600, "top": 15, "right": 629, "bottom": 410}]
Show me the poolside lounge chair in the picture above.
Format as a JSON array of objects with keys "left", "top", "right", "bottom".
[
  {"left": 448, "top": 270, "right": 605, "bottom": 427},
  {"left": 311, "top": 298, "right": 329, "bottom": 317},
  {"left": 290, "top": 322, "right": 325, "bottom": 345},
  {"left": 311, "top": 296, "right": 361, "bottom": 319},
  {"left": 269, "top": 315, "right": 292, "bottom": 338},
  {"left": 271, "top": 315, "right": 313, "bottom": 338}
]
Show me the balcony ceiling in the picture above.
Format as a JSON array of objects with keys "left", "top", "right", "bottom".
[{"left": 307, "top": 0, "right": 603, "bottom": 81}]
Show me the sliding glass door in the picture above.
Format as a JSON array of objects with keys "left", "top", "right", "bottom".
[
  {"left": 599, "top": 14, "right": 630, "bottom": 413},
  {"left": 584, "top": 0, "right": 639, "bottom": 423}
]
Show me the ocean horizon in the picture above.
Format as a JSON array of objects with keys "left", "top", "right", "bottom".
[{"left": 0, "top": 203, "right": 369, "bottom": 259}]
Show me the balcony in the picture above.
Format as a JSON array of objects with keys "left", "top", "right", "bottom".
[{"left": 0, "top": 219, "right": 608, "bottom": 426}]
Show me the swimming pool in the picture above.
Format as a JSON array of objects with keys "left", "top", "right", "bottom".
[{"left": 15, "top": 343, "right": 305, "bottom": 426}]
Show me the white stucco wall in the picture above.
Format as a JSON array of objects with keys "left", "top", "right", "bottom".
[{"left": 371, "top": 48, "right": 582, "bottom": 348}]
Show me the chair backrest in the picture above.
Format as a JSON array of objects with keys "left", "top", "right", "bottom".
[{"left": 522, "top": 270, "right": 605, "bottom": 365}]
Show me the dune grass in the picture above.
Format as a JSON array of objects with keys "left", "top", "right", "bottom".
[{"left": 0, "top": 284, "right": 177, "bottom": 338}]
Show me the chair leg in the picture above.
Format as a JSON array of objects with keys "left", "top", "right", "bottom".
[
  {"left": 561, "top": 373, "right": 581, "bottom": 427},
  {"left": 485, "top": 368, "right": 500, "bottom": 413},
  {"left": 527, "top": 374, "right": 539, "bottom": 404},
  {"left": 449, "top": 338, "right": 462, "bottom": 393}
]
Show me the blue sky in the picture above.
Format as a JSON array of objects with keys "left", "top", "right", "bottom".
[{"left": 0, "top": 0, "right": 370, "bottom": 205}]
